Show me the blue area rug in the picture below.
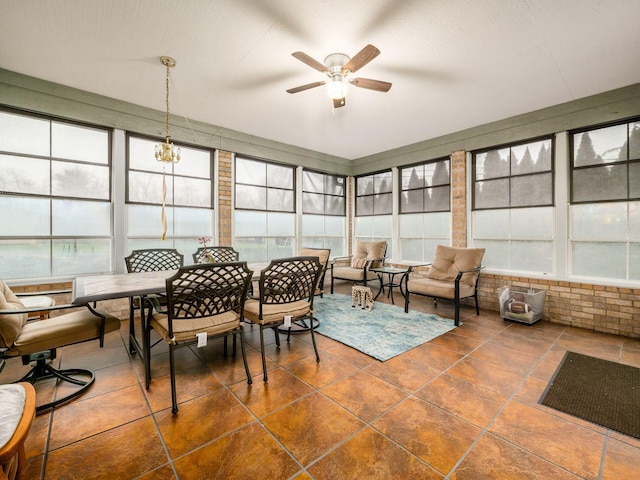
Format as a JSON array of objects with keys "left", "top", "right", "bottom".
[{"left": 313, "top": 294, "right": 456, "bottom": 361}]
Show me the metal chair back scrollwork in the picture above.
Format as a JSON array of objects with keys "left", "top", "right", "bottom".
[
  {"left": 192, "top": 246, "right": 240, "bottom": 264},
  {"left": 123, "top": 249, "right": 184, "bottom": 355},
  {"left": 125, "top": 249, "right": 184, "bottom": 273}
]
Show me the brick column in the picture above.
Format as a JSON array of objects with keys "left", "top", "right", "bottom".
[
  {"left": 217, "top": 150, "right": 233, "bottom": 246},
  {"left": 450, "top": 150, "right": 467, "bottom": 247}
]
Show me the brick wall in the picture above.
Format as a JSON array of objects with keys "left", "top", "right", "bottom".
[
  {"left": 450, "top": 150, "right": 467, "bottom": 248},
  {"left": 478, "top": 274, "right": 640, "bottom": 338},
  {"left": 218, "top": 150, "right": 233, "bottom": 246}
]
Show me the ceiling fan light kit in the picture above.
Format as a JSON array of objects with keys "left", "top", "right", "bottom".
[
  {"left": 327, "top": 77, "right": 347, "bottom": 100},
  {"left": 287, "top": 44, "right": 391, "bottom": 109}
]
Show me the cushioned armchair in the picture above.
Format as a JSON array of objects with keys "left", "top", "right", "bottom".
[
  {"left": 330, "top": 241, "right": 387, "bottom": 294},
  {"left": 0, "top": 280, "right": 120, "bottom": 413},
  {"left": 404, "top": 245, "right": 485, "bottom": 326}
]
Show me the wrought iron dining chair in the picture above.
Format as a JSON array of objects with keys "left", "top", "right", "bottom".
[
  {"left": 243, "top": 256, "right": 322, "bottom": 382},
  {"left": 124, "top": 249, "right": 184, "bottom": 354},
  {"left": 299, "top": 247, "right": 331, "bottom": 297},
  {"left": 330, "top": 240, "right": 387, "bottom": 293},
  {"left": 192, "top": 246, "right": 239, "bottom": 264},
  {"left": 0, "top": 280, "right": 120, "bottom": 413},
  {"left": 144, "top": 262, "right": 253, "bottom": 413}
]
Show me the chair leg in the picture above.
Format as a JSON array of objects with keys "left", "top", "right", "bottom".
[
  {"left": 309, "top": 317, "right": 320, "bottom": 363},
  {"left": 232, "top": 333, "right": 237, "bottom": 357},
  {"left": 454, "top": 298, "right": 460, "bottom": 327},
  {"left": 474, "top": 292, "right": 480, "bottom": 315},
  {"left": 143, "top": 307, "right": 152, "bottom": 390},
  {"left": 259, "top": 326, "right": 268, "bottom": 382},
  {"left": 128, "top": 299, "right": 136, "bottom": 355},
  {"left": 238, "top": 329, "right": 252, "bottom": 385},
  {"left": 273, "top": 327, "right": 281, "bottom": 347},
  {"left": 169, "top": 344, "right": 178, "bottom": 414},
  {"left": 404, "top": 292, "right": 410, "bottom": 313},
  {"left": 330, "top": 274, "right": 335, "bottom": 294}
]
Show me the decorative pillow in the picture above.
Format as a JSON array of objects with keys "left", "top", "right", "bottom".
[
  {"left": 0, "top": 280, "right": 27, "bottom": 349},
  {"left": 355, "top": 241, "right": 387, "bottom": 268},
  {"left": 350, "top": 257, "right": 367, "bottom": 269}
]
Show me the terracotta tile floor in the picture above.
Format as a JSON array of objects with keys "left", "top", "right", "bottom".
[{"left": 2, "top": 282, "right": 640, "bottom": 479}]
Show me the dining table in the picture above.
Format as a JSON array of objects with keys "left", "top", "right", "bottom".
[{"left": 71, "top": 262, "right": 269, "bottom": 380}]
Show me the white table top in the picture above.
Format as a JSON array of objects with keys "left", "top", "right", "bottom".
[{"left": 72, "top": 270, "right": 175, "bottom": 305}]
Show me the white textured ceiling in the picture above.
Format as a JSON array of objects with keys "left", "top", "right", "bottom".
[{"left": 1, "top": 0, "right": 639, "bottom": 160}]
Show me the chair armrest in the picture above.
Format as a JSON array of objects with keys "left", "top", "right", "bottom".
[
  {"left": 411, "top": 263, "right": 432, "bottom": 268},
  {"left": 0, "top": 303, "right": 87, "bottom": 316},
  {"left": 330, "top": 255, "right": 352, "bottom": 265},
  {"left": 330, "top": 256, "right": 354, "bottom": 272},
  {"left": 363, "top": 256, "right": 386, "bottom": 270},
  {"left": 454, "top": 265, "right": 485, "bottom": 282},
  {"left": 145, "top": 296, "right": 167, "bottom": 314}
]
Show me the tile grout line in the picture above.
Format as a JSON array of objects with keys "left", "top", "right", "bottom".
[{"left": 443, "top": 324, "right": 588, "bottom": 479}]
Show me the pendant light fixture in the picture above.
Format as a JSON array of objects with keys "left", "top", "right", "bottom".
[{"left": 155, "top": 56, "right": 180, "bottom": 240}]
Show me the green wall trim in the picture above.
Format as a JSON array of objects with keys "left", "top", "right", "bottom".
[
  {"left": 0, "top": 68, "right": 350, "bottom": 175},
  {"left": 1, "top": 68, "right": 638, "bottom": 177},
  {"left": 352, "top": 83, "right": 640, "bottom": 175}
]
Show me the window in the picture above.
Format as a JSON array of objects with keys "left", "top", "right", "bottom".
[
  {"left": 0, "top": 109, "right": 111, "bottom": 279},
  {"left": 399, "top": 159, "right": 451, "bottom": 261},
  {"left": 126, "top": 134, "right": 214, "bottom": 255},
  {"left": 472, "top": 137, "right": 555, "bottom": 274},
  {"left": 354, "top": 171, "right": 392, "bottom": 248},
  {"left": 234, "top": 156, "right": 295, "bottom": 261},
  {"left": 569, "top": 119, "right": 640, "bottom": 280},
  {"left": 301, "top": 169, "right": 347, "bottom": 256},
  {"left": 355, "top": 170, "right": 392, "bottom": 216}
]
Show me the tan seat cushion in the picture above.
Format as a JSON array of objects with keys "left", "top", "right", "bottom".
[
  {"left": 243, "top": 298, "right": 311, "bottom": 325},
  {"left": 331, "top": 266, "right": 378, "bottom": 282},
  {"left": 427, "top": 245, "right": 485, "bottom": 287},
  {"left": 8, "top": 308, "right": 120, "bottom": 357},
  {"left": 407, "top": 278, "right": 476, "bottom": 300},
  {"left": 151, "top": 310, "right": 240, "bottom": 344},
  {"left": 0, "top": 281, "right": 28, "bottom": 349}
]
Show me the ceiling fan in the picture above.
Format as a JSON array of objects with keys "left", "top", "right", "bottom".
[{"left": 286, "top": 44, "right": 392, "bottom": 108}]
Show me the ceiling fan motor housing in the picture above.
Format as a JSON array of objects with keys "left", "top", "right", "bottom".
[{"left": 324, "top": 53, "right": 350, "bottom": 76}]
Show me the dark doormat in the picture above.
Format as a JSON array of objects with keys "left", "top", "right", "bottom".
[{"left": 539, "top": 351, "right": 640, "bottom": 439}]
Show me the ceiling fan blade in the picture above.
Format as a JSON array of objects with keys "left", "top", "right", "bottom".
[
  {"left": 333, "top": 97, "right": 346, "bottom": 108},
  {"left": 350, "top": 77, "right": 392, "bottom": 92},
  {"left": 291, "top": 51, "right": 328, "bottom": 73},
  {"left": 286, "top": 81, "right": 326, "bottom": 94},
  {"left": 343, "top": 44, "right": 380, "bottom": 74}
]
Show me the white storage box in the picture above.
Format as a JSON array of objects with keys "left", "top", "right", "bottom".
[{"left": 498, "top": 286, "right": 545, "bottom": 324}]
